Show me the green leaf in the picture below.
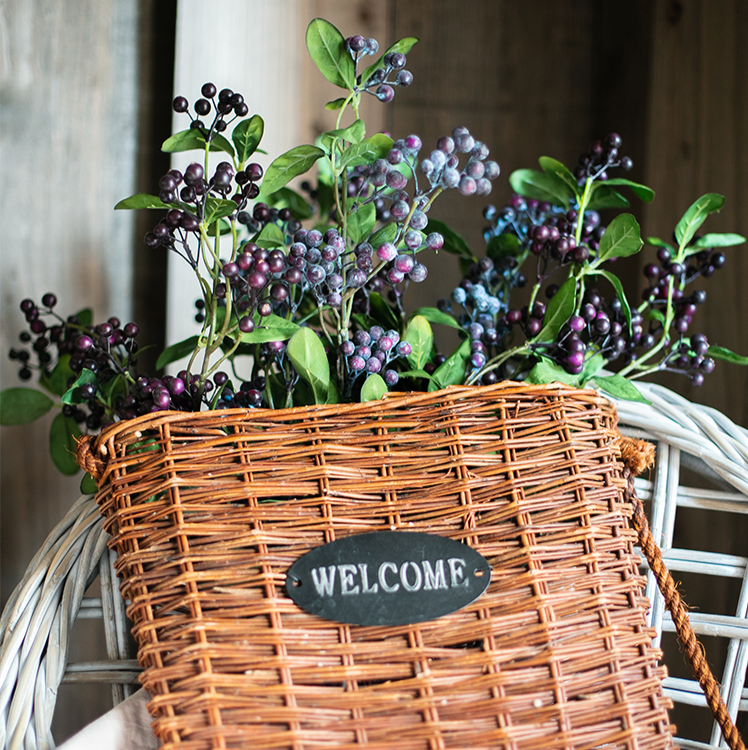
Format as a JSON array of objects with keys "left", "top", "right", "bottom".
[
  {"left": 645, "top": 237, "right": 675, "bottom": 253},
  {"left": 320, "top": 119, "right": 366, "bottom": 150},
  {"left": 586, "top": 185, "right": 629, "bottom": 210},
  {"left": 361, "top": 36, "right": 419, "bottom": 86},
  {"left": 203, "top": 198, "right": 236, "bottom": 225},
  {"left": 689, "top": 232, "right": 746, "bottom": 250},
  {"left": 675, "top": 193, "right": 725, "bottom": 248},
  {"left": 589, "top": 269, "right": 632, "bottom": 332},
  {"left": 424, "top": 219, "right": 476, "bottom": 260},
  {"left": 536, "top": 277, "right": 576, "bottom": 343},
  {"left": 325, "top": 97, "right": 347, "bottom": 111},
  {"left": 232, "top": 114, "right": 264, "bottom": 163},
  {"left": 207, "top": 218, "right": 232, "bottom": 237},
  {"left": 114, "top": 193, "right": 171, "bottom": 210},
  {"left": 70, "top": 308, "right": 92, "bottom": 328},
  {"left": 0, "top": 388, "right": 55, "bottom": 425},
  {"left": 594, "top": 213, "right": 642, "bottom": 264},
  {"left": 603, "top": 178, "right": 655, "bottom": 203},
  {"left": 162, "top": 128, "right": 235, "bottom": 158},
  {"left": 707, "top": 345, "right": 748, "bottom": 366},
  {"left": 360, "top": 374, "right": 387, "bottom": 402},
  {"left": 538, "top": 156, "right": 580, "bottom": 198},
  {"left": 262, "top": 145, "right": 325, "bottom": 195},
  {"left": 369, "top": 222, "right": 398, "bottom": 250},
  {"left": 316, "top": 177, "right": 335, "bottom": 219},
  {"left": 403, "top": 315, "right": 434, "bottom": 370},
  {"left": 62, "top": 369, "right": 98, "bottom": 405},
  {"left": 644, "top": 308, "right": 666, "bottom": 325},
  {"left": 50, "top": 413, "right": 81, "bottom": 475},
  {"left": 80, "top": 472, "right": 98, "bottom": 494},
  {"left": 399, "top": 369, "right": 433, "bottom": 380},
  {"left": 156, "top": 335, "right": 199, "bottom": 371},
  {"left": 347, "top": 201, "right": 376, "bottom": 245},
  {"left": 430, "top": 338, "right": 470, "bottom": 390},
  {"left": 486, "top": 232, "right": 521, "bottom": 262},
  {"left": 286, "top": 327, "right": 330, "bottom": 404},
  {"left": 100, "top": 374, "right": 129, "bottom": 405},
  {"left": 326, "top": 380, "right": 341, "bottom": 404},
  {"left": 305, "top": 18, "right": 355, "bottom": 89},
  {"left": 580, "top": 354, "right": 606, "bottom": 384},
  {"left": 263, "top": 186, "right": 313, "bottom": 220},
  {"left": 339, "top": 134, "right": 394, "bottom": 170},
  {"left": 592, "top": 374, "right": 651, "bottom": 404},
  {"left": 368, "top": 292, "right": 399, "bottom": 331},
  {"left": 525, "top": 360, "right": 579, "bottom": 386},
  {"left": 43, "top": 354, "right": 74, "bottom": 396},
  {"left": 509, "top": 168, "right": 573, "bottom": 209},
  {"left": 410, "top": 307, "right": 463, "bottom": 330},
  {"left": 253, "top": 221, "right": 287, "bottom": 248},
  {"left": 237, "top": 314, "right": 299, "bottom": 344}
]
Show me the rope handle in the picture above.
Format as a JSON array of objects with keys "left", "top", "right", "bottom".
[
  {"left": 75, "top": 434, "right": 106, "bottom": 483},
  {"left": 620, "top": 437, "right": 745, "bottom": 750}
]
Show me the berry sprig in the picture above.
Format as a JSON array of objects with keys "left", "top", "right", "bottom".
[
  {"left": 432, "top": 136, "right": 746, "bottom": 400},
  {"left": 3, "top": 19, "right": 746, "bottom": 484}
]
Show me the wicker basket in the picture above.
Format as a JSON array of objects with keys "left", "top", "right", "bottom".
[{"left": 76, "top": 381, "right": 677, "bottom": 750}]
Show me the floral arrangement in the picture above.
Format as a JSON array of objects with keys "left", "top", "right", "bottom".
[{"left": 1, "top": 18, "right": 746, "bottom": 489}]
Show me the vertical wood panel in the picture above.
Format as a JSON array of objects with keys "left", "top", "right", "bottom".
[
  {"left": 164, "top": 0, "right": 390, "bottom": 357},
  {"left": 644, "top": 0, "right": 748, "bottom": 426},
  {"left": 389, "top": 1, "right": 596, "bottom": 329},
  {"left": 0, "top": 0, "right": 142, "bottom": 740}
]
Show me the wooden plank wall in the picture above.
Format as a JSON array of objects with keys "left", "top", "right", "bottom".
[
  {"left": 0, "top": 0, "right": 144, "bottom": 739},
  {"left": 1, "top": 0, "right": 745, "bottom": 742}
]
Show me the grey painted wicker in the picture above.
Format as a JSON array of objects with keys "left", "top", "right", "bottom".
[
  {"left": 0, "top": 494, "right": 137, "bottom": 750},
  {"left": 0, "top": 382, "right": 745, "bottom": 749},
  {"left": 614, "top": 382, "right": 748, "bottom": 750}
]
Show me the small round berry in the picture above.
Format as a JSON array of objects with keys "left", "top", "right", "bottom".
[
  {"left": 194, "top": 98, "right": 211, "bottom": 116},
  {"left": 172, "top": 96, "right": 188, "bottom": 112},
  {"left": 238, "top": 316, "right": 255, "bottom": 333},
  {"left": 408, "top": 263, "right": 428, "bottom": 282},
  {"left": 395, "top": 70, "right": 413, "bottom": 87},
  {"left": 458, "top": 175, "right": 477, "bottom": 196},
  {"left": 376, "top": 84, "right": 395, "bottom": 103},
  {"left": 377, "top": 242, "right": 397, "bottom": 262},
  {"left": 41, "top": 293, "right": 57, "bottom": 308},
  {"left": 347, "top": 35, "right": 367, "bottom": 53},
  {"left": 386, "top": 52, "right": 407, "bottom": 69}
]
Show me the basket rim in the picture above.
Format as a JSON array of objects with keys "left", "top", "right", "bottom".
[{"left": 87, "top": 380, "right": 610, "bottom": 449}]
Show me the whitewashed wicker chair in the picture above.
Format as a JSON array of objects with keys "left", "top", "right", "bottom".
[
  {"left": 0, "top": 382, "right": 746, "bottom": 749},
  {"left": 0, "top": 495, "right": 138, "bottom": 750}
]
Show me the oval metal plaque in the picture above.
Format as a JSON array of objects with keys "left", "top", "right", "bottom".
[{"left": 286, "top": 531, "right": 491, "bottom": 626}]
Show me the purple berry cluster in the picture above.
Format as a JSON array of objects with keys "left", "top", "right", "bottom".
[
  {"left": 172, "top": 83, "right": 248, "bottom": 134},
  {"left": 573, "top": 132, "right": 633, "bottom": 182},
  {"left": 532, "top": 290, "right": 635, "bottom": 375},
  {"left": 339, "top": 326, "right": 412, "bottom": 395},
  {"left": 9, "top": 295, "right": 141, "bottom": 429},
  {"left": 144, "top": 156, "right": 266, "bottom": 266},
  {"left": 484, "top": 198, "right": 603, "bottom": 267},
  {"left": 419, "top": 127, "right": 500, "bottom": 196},
  {"left": 343, "top": 35, "right": 413, "bottom": 103}
]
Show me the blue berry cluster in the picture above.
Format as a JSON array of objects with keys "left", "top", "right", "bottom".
[{"left": 343, "top": 36, "right": 414, "bottom": 103}]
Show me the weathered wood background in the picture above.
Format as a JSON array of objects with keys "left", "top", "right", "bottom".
[{"left": 1, "top": 0, "right": 745, "bottom": 742}]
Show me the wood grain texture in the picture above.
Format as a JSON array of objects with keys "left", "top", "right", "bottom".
[
  {"left": 0, "top": 0, "right": 142, "bottom": 741},
  {"left": 389, "top": 0, "right": 596, "bottom": 338},
  {"left": 642, "top": 0, "right": 748, "bottom": 427}
]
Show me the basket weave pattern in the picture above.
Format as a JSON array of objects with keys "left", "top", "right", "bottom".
[{"left": 83, "top": 382, "right": 675, "bottom": 749}]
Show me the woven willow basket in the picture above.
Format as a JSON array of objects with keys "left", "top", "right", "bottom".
[{"left": 77, "top": 381, "right": 677, "bottom": 750}]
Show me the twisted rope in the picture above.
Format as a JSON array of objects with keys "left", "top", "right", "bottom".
[{"left": 619, "top": 437, "right": 745, "bottom": 750}]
